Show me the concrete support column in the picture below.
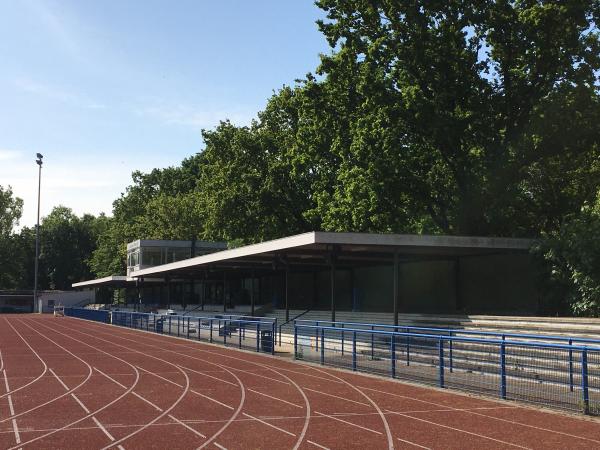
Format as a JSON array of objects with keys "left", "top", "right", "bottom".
[
  {"left": 165, "top": 275, "right": 171, "bottom": 309},
  {"left": 330, "top": 259, "right": 336, "bottom": 323},
  {"left": 455, "top": 257, "right": 462, "bottom": 312},
  {"left": 250, "top": 270, "right": 255, "bottom": 317},
  {"left": 223, "top": 271, "right": 227, "bottom": 313},
  {"left": 285, "top": 265, "right": 290, "bottom": 322},
  {"left": 393, "top": 251, "right": 400, "bottom": 326}
]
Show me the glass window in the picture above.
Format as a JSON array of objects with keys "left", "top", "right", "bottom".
[{"left": 142, "top": 247, "right": 162, "bottom": 266}]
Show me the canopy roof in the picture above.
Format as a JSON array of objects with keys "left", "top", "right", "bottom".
[{"left": 128, "top": 231, "right": 534, "bottom": 279}]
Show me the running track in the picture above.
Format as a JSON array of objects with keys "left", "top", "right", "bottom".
[{"left": 1, "top": 315, "right": 599, "bottom": 449}]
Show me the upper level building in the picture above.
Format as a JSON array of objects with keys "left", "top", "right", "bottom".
[{"left": 126, "top": 239, "right": 227, "bottom": 276}]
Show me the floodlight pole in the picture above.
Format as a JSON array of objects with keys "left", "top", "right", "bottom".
[{"left": 34, "top": 154, "right": 43, "bottom": 313}]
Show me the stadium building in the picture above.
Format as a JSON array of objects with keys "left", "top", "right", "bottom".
[{"left": 72, "top": 231, "right": 537, "bottom": 323}]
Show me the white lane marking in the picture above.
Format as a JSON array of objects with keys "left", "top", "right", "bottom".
[
  {"left": 49, "top": 368, "right": 92, "bottom": 414},
  {"left": 1, "top": 319, "right": 48, "bottom": 401},
  {"left": 191, "top": 389, "right": 234, "bottom": 411},
  {"left": 242, "top": 413, "right": 295, "bottom": 437},
  {"left": 315, "top": 411, "right": 382, "bottom": 435},
  {"left": 93, "top": 416, "right": 115, "bottom": 441},
  {"left": 94, "top": 367, "right": 127, "bottom": 389},
  {"left": 248, "top": 388, "right": 303, "bottom": 408},
  {"left": 117, "top": 446, "right": 126, "bottom": 450},
  {"left": 307, "top": 440, "right": 330, "bottom": 450},
  {"left": 169, "top": 414, "right": 206, "bottom": 438},
  {"left": 386, "top": 410, "right": 531, "bottom": 449},
  {"left": 3, "top": 370, "right": 21, "bottom": 444},
  {"left": 179, "top": 364, "right": 237, "bottom": 387},
  {"left": 49, "top": 368, "right": 70, "bottom": 390},
  {"left": 0, "top": 350, "right": 4, "bottom": 372},
  {"left": 303, "top": 387, "right": 370, "bottom": 407},
  {"left": 214, "top": 443, "right": 227, "bottom": 450},
  {"left": 397, "top": 437, "right": 431, "bottom": 450},
  {"left": 307, "top": 366, "right": 395, "bottom": 450},
  {"left": 361, "top": 385, "right": 600, "bottom": 445},
  {"left": 72, "top": 394, "right": 91, "bottom": 414}
]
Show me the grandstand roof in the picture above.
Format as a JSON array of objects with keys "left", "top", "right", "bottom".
[{"left": 128, "top": 231, "right": 534, "bottom": 278}]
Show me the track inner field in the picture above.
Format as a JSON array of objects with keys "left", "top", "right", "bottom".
[{"left": 1, "top": 315, "right": 599, "bottom": 450}]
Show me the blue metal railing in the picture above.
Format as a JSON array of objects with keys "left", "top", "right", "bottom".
[
  {"left": 295, "top": 318, "right": 600, "bottom": 346},
  {"left": 110, "top": 310, "right": 276, "bottom": 355},
  {"left": 64, "top": 307, "right": 110, "bottom": 323},
  {"left": 294, "top": 323, "right": 600, "bottom": 415}
]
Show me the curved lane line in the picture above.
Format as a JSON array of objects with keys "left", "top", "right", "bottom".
[
  {"left": 0, "top": 319, "right": 48, "bottom": 400},
  {"left": 8, "top": 319, "right": 142, "bottom": 450},
  {"left": 0, "top": 318, "right": 94, "bottom": 424},
  {"left": 77, "top": 319, "right": 313, "bottom": 450}
]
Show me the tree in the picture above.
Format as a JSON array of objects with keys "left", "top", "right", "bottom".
[
  {"left": 313, "top": 0, "right": 600, "bottom": 236},
  {"left": 0, "top": 186, "right": 24, "bottom": 288},
  {"left": 535, "top": 190, "right": 600, "bottom": 316}
]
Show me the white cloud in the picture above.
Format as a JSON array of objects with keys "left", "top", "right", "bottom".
[
  {"left": 0, "top": 149, "right": 22, "bottom": 161},
  {"left": 14, "top": 77, "right": 106, "bottom": 110},
  {"left": 136, "top": 102, "right": 256, "bottom": 130}
]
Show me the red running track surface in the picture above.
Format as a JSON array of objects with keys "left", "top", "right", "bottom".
[{"left": 0, "top": 314, "right": 599, "bottom": 450}]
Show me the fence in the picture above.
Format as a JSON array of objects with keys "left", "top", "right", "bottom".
[
  {"left": 64, "top": 307, "right": 110, "bottom": 323},
  {"left": 295, "top": 319, "right": 600, "bottom": 347},
  {"left": 294, "top": 323, "right": 600, "bottom": 415},
  {"left": 110, "top": 311, "right": 276, "bottom": 355}
]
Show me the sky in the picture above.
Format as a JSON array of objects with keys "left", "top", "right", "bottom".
[{"left": 0, "top": 0, "right": 329, "bottom": 227}]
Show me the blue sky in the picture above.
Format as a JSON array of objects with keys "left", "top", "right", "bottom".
[{"left": 0, "top": 0, "right": 329, "bottom": 227}]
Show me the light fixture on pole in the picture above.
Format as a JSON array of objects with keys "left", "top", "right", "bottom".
[{"left": 34, "top": 153, "right": 43, "bottom": 313}]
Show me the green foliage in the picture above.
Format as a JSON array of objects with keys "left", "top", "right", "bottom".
[
  {"left": 535, "top": 192, "right": 600, "bottom": 316},
  {"left": 0, "top": 185, "right": 24, "bottom": 288}
]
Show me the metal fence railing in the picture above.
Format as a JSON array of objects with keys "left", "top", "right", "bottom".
[
  {"left": 64, "top": 307, "right": 276, "bottom": 355},
  {"left": 64, "top": 307, "right": 110, "bottom": 323},
  {"left": 295, "top": 319, "right": 600, "bottom": 347},
  {"left": 294, "top": 323, "right": 600, "bottom": 415}
]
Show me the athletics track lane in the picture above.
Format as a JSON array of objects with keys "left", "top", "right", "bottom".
[{"left": 1, "top": 315, "right": 599, "bottom": 450}]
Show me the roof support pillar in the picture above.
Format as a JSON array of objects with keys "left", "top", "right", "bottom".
[
  {"left": 393, "top": 250, "right": 400, "bottom": 326},
  {"left": 330, "top": 247, "right": 338, "bottom": 323},
  {"left": 165, "top": 275, "right": 171, "bottom": 309},
  {"left": 455, "top": 257, "right": 461, "bottom": 312},
  {"left": 285, "top": 265, "right": 290, "bottom": 322},
  {"left": 223, "top": 271, "right": 227, "bottom": 313},
  {"left": 250, "top": 269, "right": 255, "bottom": 317}
]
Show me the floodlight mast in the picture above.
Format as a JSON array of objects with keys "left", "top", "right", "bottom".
[{"left": 34, "top": 153, "right": 43, "bottom": 313}]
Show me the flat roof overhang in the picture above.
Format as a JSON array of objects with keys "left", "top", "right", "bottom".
[
  {"left": 130, "top": 231, "right": 534, "bottom": 279},
  {"left": 72, "top": 276, "right": 133, "bottom": 289}
]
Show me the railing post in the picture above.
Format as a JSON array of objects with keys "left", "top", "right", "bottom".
[
  {"left": 294, "top": 326, "right": 298, "bottom": 359},
  {"left": 581, "top": 348, "right": 589, "bottom": 414},
  {"left": 569, "top": 339, "right": 574, "bottom": 392},
  {"left": 315, "top": 321, "right": 319, "bottom": 351},
  {"left": 177, "top": 317, "right": 181, "bottom": 337},
  {"left": 168, "top": 316, "right": 172, "bottom": 335},
  {"left": 500, "top": 342, "right": 507, "bottom": 399},
  {"left": 223, "top": 319, "right": 227, "bottom": 346},
  {"left": 438, "top": 338, "right": 445, "bottom": 388},
  {"left": 187, "top": 317, "right": 191, "bottom": 339},
  {"left": 352, "top": 331, "right": 357, "bottom": 371},
  {"left": 449, "top": 331, "right": 453, "bottom": 373},
  {"left": 341, "top": 323, "right": 345, "bottom": 356},
  {"left": 239, "top": 321, "right": 242, "bottom": 349},
  {"left": 198, "top": 318, "right": 201, "bottom": 341},
  {"left": 256, "top": 322, "right": 260, "bottom": 352},
  {"left": 406, "top": 328, "right": 410, "bottom": 366},
  {"left": 391, "top": 335, "right": 396, "bottom": 378},
  {"left": 371, "top": 325, "right": 375, "bottom": 359},
  {"left": 271, "top": 321, "right": 275, "bottom": 355},
  {"left": 320, "top": 328, "right": 325, "bottom": 365},
  {"left": 209, "top": 318, "right": 213, "bottom": 343}
]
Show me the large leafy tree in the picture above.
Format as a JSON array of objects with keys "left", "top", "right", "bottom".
[
  {"left": 0, "top": 185, "right": 24, "bottom": 288},
  {"left": 313, "top": 0, "right": 600, "bottom": 235}
]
